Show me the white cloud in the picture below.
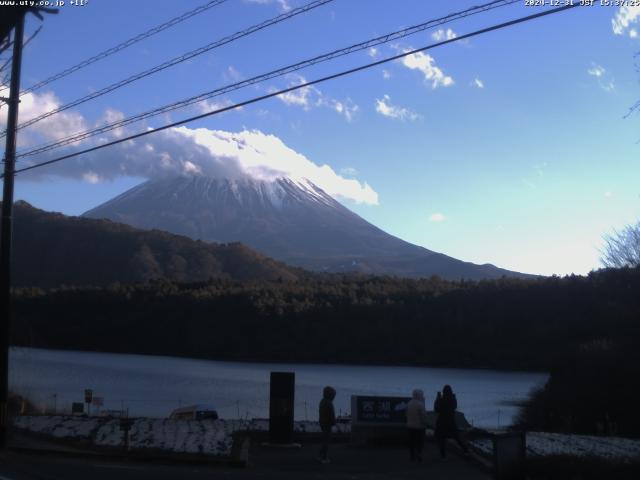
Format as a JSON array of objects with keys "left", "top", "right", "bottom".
[
  {"left": 82, "top": 171, "right": 100, "bottom": 184},
  {"left": 15, "top": 87, "right": 375, "bottom": 204},
  {"left": 1, "top": 90, "right": 87, "bottom": 148},
  {"left": 340, "top": 167, "right": 358, "bottom": 177},
  {"left": 612, "top": 5, "right": 640, "bottom": 36},
  {"left": 431, "top": 28, "right": 457, "bottom": 42},
  {"left": 382, "top": 69, "right": 392, "bottom": 80},
  {"left": 162, "top": 127, "right": 379, "bottom": 204},
  {"left": 195, "top": 98, "right": 237, "bottom": 115},
  {"left": 601, "top": 81, "right": 615, "bottom": 92},
  {"left": 273, "top": 74, "right": 359, "bottom": 121},
  {"left": 274, "top": 75, "right": 322, "bottom": 109},
  {"left": 224, "top": 65, "right": 242, "bottom": 82},
  {"left": 331, "top": 99, "right": 359, "bottom": 122},
  {"left": 431, "top": 28, "right": 469, "bottom": 46},
  {"left": 367, "top": 47, "right": 378, "bottom": 58},
  {"left": 429, "top": 213, "right": 446, "bottom": 222},
  {"left": 278, "top": 88, "right": 314, "bottom": 108},
  {"left": 277, "top": 86, "right": 319, "bottom": 108},
  {"left": 588, "top": 64, "right": 605, "bottom": 77},
  {"left": 587, "top": 63, "right": 615, "bottom": 92},
  {"left": 245, "top": 0, "right": 290, "bottom": 12},
  {"left": 398, "top": 49, "right": 454, "bottom": 88},
  {"left": 375, "top": 95, "right": 420, "bottom": 121},
  {"left": 472, "top": 77, "right": 484, "bottom": 89},
  {"left": 604, "top": 191, "right": 613, "bottom": 198},
  {"left": 22, "top": 121, "right": 379, "bottom": 204},
  {"left": 97, "top": 109, "right": 126, "bottom": 139},
  {"left": 182, "top": 160, "right": 202, "bottom": 175}
]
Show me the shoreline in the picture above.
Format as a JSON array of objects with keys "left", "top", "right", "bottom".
[{"left": 9, "top": 345, "right": 550, "bottom": 375}]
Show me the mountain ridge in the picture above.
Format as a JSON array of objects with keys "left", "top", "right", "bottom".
[
  {"left": 8, "top": 200, "right": 303, "bottom": 287},
  {"left": 84, "top": 175, "right": 533, "bottom": 280}
]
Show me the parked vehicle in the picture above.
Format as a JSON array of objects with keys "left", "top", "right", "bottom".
[
  {"left": 169, "top": 404, "right": 219, "bottom": 420},
  {"left": 99, "top": 409, "right": 126, "bottom": 418}
]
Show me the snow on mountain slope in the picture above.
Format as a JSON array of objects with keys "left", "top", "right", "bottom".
[{"left": 84, "top": 175, "right": 531, "bottom": 280}]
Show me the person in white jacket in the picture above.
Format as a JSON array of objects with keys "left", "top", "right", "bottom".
[{"left": 406, "top": 389, "right": 428, "bottom": 462}]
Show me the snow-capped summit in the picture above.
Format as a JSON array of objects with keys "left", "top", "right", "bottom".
[{"left": 83, "top": 175, "right": 530, "bottom": 279}]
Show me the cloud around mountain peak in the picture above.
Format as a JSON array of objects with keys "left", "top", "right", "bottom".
[
  {"left": 171, "top": 127, "right": 379, "bottom": 205},
  {"left": 14, "top": 89, "right": 378, "bottom": 205}
]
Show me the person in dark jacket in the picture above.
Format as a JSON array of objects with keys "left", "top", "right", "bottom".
[
  {"left": 434, "top": 385, "right": 468, "bottom": 458},
  {"left": 318, "top": 386, "right": 336, "bottom": 463}
]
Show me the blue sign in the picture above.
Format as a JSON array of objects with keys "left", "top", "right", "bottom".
[{"left": 353, "top": 395, "right": 410, "bottom": 424}]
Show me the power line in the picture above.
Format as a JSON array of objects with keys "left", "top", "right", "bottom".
[
  {"left": 10, "top": 3, "right": 579, "bottom": 177},
  {"left": 0, "top": 26, "right": 41, "bottom": 79},
  {"left": 0, "top": 39, "right": 12, "bottom": 57},
  {"left": 0, "top": 0, "right": 230, "bottom": 96},
  {"left": 2, "top": 0, "right": 334, "bottom": 138},
  {"left": 16, "top": 0, "right": 519, "bottom": 159}
]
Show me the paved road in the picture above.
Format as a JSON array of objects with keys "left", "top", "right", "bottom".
[{"left": 0, "top": 442, "right": 490, "bottom": 480}]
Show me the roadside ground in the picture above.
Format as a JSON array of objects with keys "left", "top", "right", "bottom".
[{"left": 0, "top": 440, "right": 490, "bottom": 480}]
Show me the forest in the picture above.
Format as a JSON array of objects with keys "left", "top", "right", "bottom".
[
  {"left": 11, "top": 266, "right": 640, "bottom": 435},
  {"left": 9, "top": 201, "right": 304, "bottom": 287},
  {"left": 12, "top": 267, "right": 640, "bottom": 369}
]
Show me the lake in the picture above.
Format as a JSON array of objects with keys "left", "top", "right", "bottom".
[{"left": 9, "top": 347, "right": 547, "bottom": 428}]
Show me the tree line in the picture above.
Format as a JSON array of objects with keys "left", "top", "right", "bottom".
[
  {"left": 11, "top": 267, "right": 639, "bottom": 371},
  {"left": 11, "top": 267, "right": 640, "bottom": 435}
]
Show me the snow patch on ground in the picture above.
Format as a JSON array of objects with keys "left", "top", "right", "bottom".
[
  {"left": 470, "top": 432, "right": 640, "bottom": 462},
  {"left": 21, "top": 415, "right": 639, "bottom": 462},
  {"left": 12, "top": 416, "right": 351, "bottom": 457},
  {"left": 245, "top": 418, "right": 351, "bottom": 434}
]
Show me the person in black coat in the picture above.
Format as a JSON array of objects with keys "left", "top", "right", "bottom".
[
  {"left": 317, "top": 386, "right": 336, "bottom": 463},
  {"left": 434, "top": 385, "right": 468, "bottom": 458}
]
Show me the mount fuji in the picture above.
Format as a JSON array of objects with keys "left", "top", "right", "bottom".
[{"left": 83, "top": 175, "right": 530, "bottom": 280}]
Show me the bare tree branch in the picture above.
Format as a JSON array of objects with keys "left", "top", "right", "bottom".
[{"left": 601, "top": 221, "right": 640, "bottom": 268}]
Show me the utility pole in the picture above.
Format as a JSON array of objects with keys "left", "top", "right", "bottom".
[
  {"left": 0, "top": 10, "right": 25, "bottom": 449},
  {"left": 0, "top": 5, "right": 57, "bottom": 449}
]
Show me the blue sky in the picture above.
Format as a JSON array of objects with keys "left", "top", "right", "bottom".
[{"left": 3, "top": 0, "right": 640, "bottom": 276}]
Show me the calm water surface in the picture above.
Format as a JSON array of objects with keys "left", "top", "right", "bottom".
[{"left": 10, "top": 347, "right": 547, "bottom": 428}]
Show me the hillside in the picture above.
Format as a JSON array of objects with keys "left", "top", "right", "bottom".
[{"left": 6, "top": 201, "right": 302, "bottom": 287}]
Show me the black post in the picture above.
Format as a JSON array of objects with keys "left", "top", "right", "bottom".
[
  {"left": 268, "top": 372, "right": 295, "bottom": 444},
  {"left": 0, "top": 12, "right": 25, "bottom": 449}
]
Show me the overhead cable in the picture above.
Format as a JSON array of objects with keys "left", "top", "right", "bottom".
[
  {"left": 10, "top": 3, "right": 579, "bottom": 177},
  {"left": 16, "top": 0, "right": 518, "bottom": 159},
  {"left": 2, "top": 0, "right": 334, "bottom": 137},
  {"left": 0, "top": 0, "right": 230, "bottom": 96}
]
